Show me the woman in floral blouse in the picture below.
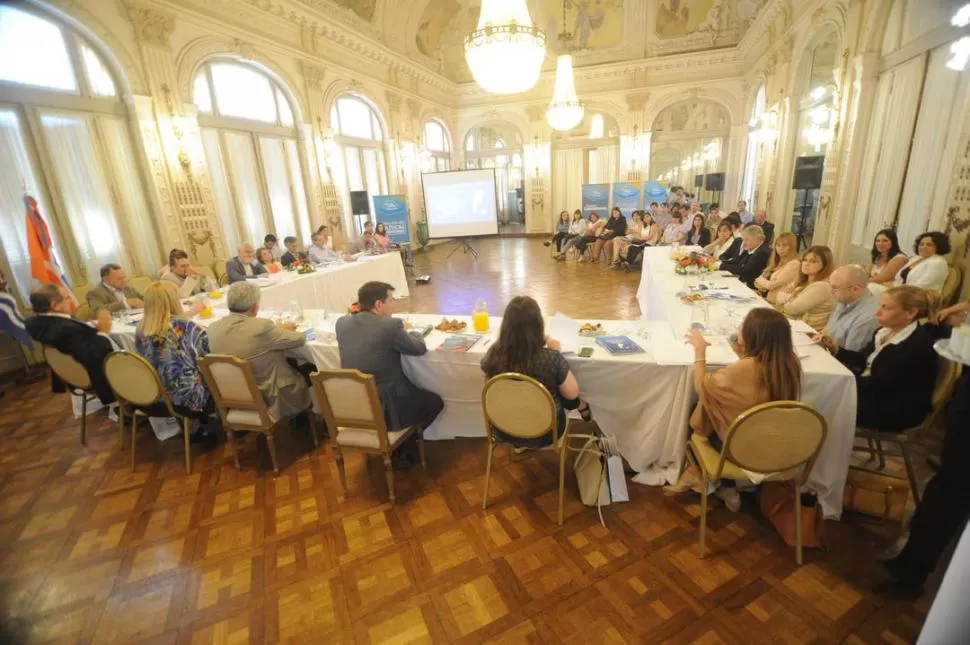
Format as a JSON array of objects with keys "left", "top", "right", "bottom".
[{"left": 135, "top": 281, "right": 213, "bottom": 417}]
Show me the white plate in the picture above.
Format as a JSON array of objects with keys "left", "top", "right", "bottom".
[{"left": 934, "top": 339, "right": 970, "bottom": 365}]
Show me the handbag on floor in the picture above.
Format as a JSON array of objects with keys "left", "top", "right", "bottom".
[
  {"left": 758, "top": 481, "right": 827, "bottom": 550},
  {"left": 842, "top": 466, "right": 910, "bottom": 521},
  {"left": 573, "top": 435, "right": 611, "bottom": 508}
]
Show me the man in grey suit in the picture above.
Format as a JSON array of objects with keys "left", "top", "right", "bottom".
[
  {"left": 86, "top": 263, "right": 144, "bottom": 314},
  {"left": 336, "top": 281, "right": 443, "bottom": 468},
  {"left": 226, "top": 243, "right": 267, "bottom": 284},
  {"left": 207, "top": 281, "right": 311, "bottom": 422}
]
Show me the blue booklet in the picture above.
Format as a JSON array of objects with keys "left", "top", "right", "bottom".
[
  {"left": 437, "top": 334, "right": 483, "bottom": 353},
  {"left": 595, "top": 335, "right": 645, "bottom": 355}
]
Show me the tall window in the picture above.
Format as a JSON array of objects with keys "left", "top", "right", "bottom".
[
  {"left": 0, "top": 4, "right": 157, "bottom": 299},
  {"left": 194, "top": 60, "right": 311, "bottom": 251},
  {"left": 465, "top": 124, "right": 524, "bottom": 232},
  {"left": 740, "top": 85, "right": 766, "bottom": 205},
  {"left": 329, "top": 95, "right": 389, "bottom": 234},
  {"left": 423, "top": 119, "right": 451, "bottom": 172}
]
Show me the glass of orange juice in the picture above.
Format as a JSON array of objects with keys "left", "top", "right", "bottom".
[{"left": 472, "top": 300, "right": 489, "bottom": 333}]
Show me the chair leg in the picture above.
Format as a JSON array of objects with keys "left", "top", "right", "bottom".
[
  {"left": 557, "top": 445, "right": 567, "bottom": 526},
  {"left": 80, "top": 395, "right": 87, "bottom": 446},
  {"left": 130, "top": 413, "right": 138, "bottom": 472},
  {"left": 227, "top": 429, "right": 240, "bottom": 470},
  {"left": 266, "top": 433, "right": 280, "bottom": 476},
  {"left": 334, "top": 446, "right": 349, "bottom": 499},
  {"left": 875, "top": 437, "right": 886, "bottom": 470},
  {"left": 417, "top": 431, "right": 427, "bottom": 471},
  {"left": 118, "top": 405, "right": 125, "bottom": 450},
  {"left": 482, "top": 439, "right": 495, "bottom": 510},
  {"left": 383, "top": 453, "right": 396, "bottom": 504},
  {"left": 794, "top": 483, "right": 803, "bottom": 566},
  {"left": 182, "top": 418, "right": 192, "bottom": 475},
  {"left": 307, "top": 413, "right": 319, "bottom": 448},
  {"left": 899, "top": 441, "right": 921, "bottom": 505},
  {"left": 865, "top": 436, "right": 876, "bottom": 462},
  {"left": 699, "top": 474, "right": 709, "bottom": 559}
]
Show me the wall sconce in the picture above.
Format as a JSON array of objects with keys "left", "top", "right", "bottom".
[{"left": 161, "top": 83, "right": 192, "bottom": 177}]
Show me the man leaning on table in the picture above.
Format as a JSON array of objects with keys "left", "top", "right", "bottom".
[
  {"left": 308, "top": 230, "right": 343, "bottom": 264},
  {"left": 162, "top": 249, "right": 217, "bottom": 296},
  {"left": 226, "top": 243, "right": 267, "bottom": 284},
  {"left": 718, "top": 225, "right": 771, "bottom": 289},
  {"left": 336, "top": 281, "right": 443, "bottom": 469},
  {"left": 207, "top": 281, "right": 311, "bottom": 421},
  {"left": 87, "top": 263, "right": 144, "bottom": 314},
  {"left": 814, "top": 264, "right": 880, "bottom": 369}
]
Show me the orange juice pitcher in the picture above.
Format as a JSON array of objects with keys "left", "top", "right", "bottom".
[{"left": 472, "top": 300, "right": 489, "bottom": 333}]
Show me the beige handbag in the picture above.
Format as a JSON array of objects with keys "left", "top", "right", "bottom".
[
  {"left": 842, "top": 466, "right": 910, "bottom": 522},
  {"left": 573, "top": 435, "right": 610, "bottom": 508}
]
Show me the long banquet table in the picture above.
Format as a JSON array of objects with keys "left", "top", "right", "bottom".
[
  {"left": 113, "top": 245, "right": 856, "bottom": 517},
  {"left": 635, "top": 247, "right": 857, "bottom": 518},
  {"left": 215, "top": 252, "right": 408, "bottom": 312}
]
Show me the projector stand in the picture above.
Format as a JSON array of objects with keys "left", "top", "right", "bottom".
[{"left": 445, "top": 239, "right": 479, "bottom": 261}]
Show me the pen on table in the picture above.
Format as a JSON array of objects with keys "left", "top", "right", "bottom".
[{"left": 483, "top": 339, "right": 492, "bottom": 347}]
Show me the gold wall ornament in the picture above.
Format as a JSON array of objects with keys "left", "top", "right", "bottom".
[
  {"left": 819, "top": 195, "right": 832, "bottom": 221},
  {"left": 301, "top": 62, "right": 326, "bottom": 90},
  {"left": 123, "top": 1, "right": 174, "bottom": 48}
]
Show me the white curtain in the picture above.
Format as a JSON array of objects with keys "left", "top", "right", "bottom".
[
  {"left": 258, "top": 136, "right": 296, "bottom": 240},
  {"left": 285, "top": 139, "right": 312, "bottom": 243},
  {"left": 40, "top": 112, "right": 126, "bottom": 281},
  {"left": 223, "top": 131, "right": 266, "bottom": 247},
  {"left": 100, "top": 117, "right": 157, "bottom": 275},
  {"left": 0, "top": 108, "right": 54, "bottom": 300},
  {"left": 553, "top": 147, "right": 584, "bottom": 215},
  {"left": 850, "top": 55, "right": 925, "bottom": 247},
  {"left": 588, "top": 145, "right": 619, "bottom": 184},
  {"left": 201, "top": 129, "right": 241, "bottom": 254},
  {"left": 896, "top": 44, "right": 970, "bottom": 245}
]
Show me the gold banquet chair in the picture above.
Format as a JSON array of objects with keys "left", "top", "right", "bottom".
[
  {"left": 854, "top": 356, "right": 961, "bottom": 504},
  {"left": 311, "top": 369, "right": 426, "bottom": 504},
  {"left": 44, "top": 346, "right": 101, "bottom": 446},
  {"left": 199, "top": 354, "right": 319, "bottom": 475},
  {"left": 481, "top": 373, "right": 572, "bottom": 526},
  {"left": 103, "top": 351, "right": 196, "bottom": 474},
  {"left": 685, "top": 401, "right": 827, "bottom": 565}
]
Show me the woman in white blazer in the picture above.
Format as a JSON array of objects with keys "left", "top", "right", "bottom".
[{"left": 895, "top": 231, "right": 951, "bottom": 293}]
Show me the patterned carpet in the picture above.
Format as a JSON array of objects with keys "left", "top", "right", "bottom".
[{"left": 0, "top": 237, "right": 936, "bottom": 643}]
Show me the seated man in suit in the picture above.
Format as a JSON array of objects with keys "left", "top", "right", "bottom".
[
  {"left": 162, "top": 249, "right": 217, "bottom": 296},
  {"left": 207, "top": 281, "right": 311, "bottom": 421},
  {"left": 280, "top": 236, "right": 309, "bottom": 267},
  {"left": 87, "top": 263, "right": 144, "bottom": 314},
  {"left": 336, "top": 281, "right": 443, "bottom": 468},
  {"left": 26, "top": 283, "right": 115, "bottom": 404},
  {"left": 753, "top": 210, "right": 775, "bottom": 245},
  {"left": 226, "top": 243, "right": 267, "bottom": 284},
  {"left": 719, "top": 225, "right": 771, "bottom": 289}
]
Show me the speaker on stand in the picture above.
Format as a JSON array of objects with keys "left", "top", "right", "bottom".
[
  {"left": 791, "top": 156, "right": 824, "bottom": 251},
  {"left": 705, "top": 173, "right": 725, "bottom": 212},
  {"left": 350, "top": 190, "right": 370, "bottom": 236},
  {"left": 694, "top": 174, "right": 704, "bottom": 204}
]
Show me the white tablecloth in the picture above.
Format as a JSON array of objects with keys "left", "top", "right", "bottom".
[
  {"left": 635, "top": 247, "right": 857, "bottom": 518},
  {"left": 221, "top": 253, "right": 408, "bottom": 313}
]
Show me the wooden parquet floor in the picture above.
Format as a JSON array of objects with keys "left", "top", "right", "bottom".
[{"left": 0, "top": 238, "right": 934, "bottom": 644}]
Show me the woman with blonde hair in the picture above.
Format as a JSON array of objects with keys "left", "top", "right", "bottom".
[
  {"left": 753, "top": 232, "right": 801, "bottom": 303},
  {"left": 854, "top": 286, "right": 941, "bottom": 433},
  {"left": 135, "top": 281, "right": 213, "bottom": 418},
  {"left": 666, "top": 308, "right": 802, "bottom": 511},
  {"left": 776, "top": 245, "right": 836, "bottom": 331}
]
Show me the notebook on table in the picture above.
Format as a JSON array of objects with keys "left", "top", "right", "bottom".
[
  {"left": 437, "top": 334, "right": 483, "bottom": 353},
  {"left": 595, "top": 335, "right": 645, "bottom": 355}
]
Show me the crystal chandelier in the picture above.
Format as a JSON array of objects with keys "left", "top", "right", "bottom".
[
  {"left": 546, "top": 53, "right": 584, "bottom": 130},
  {"left": 464, "top": 0, "right": 546, "bottom": 94},
  {"left": 545, "top": 3, "right": 583, "bottom": 131}
]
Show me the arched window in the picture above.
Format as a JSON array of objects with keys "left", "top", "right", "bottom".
[
  {"left": 0, "top": 4, "right": 158, "bottom": 298},
  {"left": 740, "top": 85, "right": 767, "bottom": 205},
  {"left": 194, "top": 60, "right": 310, "bottom": 252},
  {"left": 329, "top": 95, "right": 388, "bottom": 234},
  {"left": 422, "top": 119, "right": 451, "bottom": 172},
  {"left": 464, "top": 123, "right": 523, "bottom": 233}
]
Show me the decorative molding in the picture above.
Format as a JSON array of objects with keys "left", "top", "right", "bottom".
[
  {"left": 123, "top": 1, "right": 175, "bottom": 48},
  {"left": 626, "top": 93, "right": 649, "bottom": 112},
  {"left": 231, "top": 38, "right": 258, "bottom": 60},
  {"left": 301, "top": 61, "right": 326, "bottom": 90},
  {"left": 385, "top": 91, "right": 402, "bottom": 113},
  {"left": 407, "top": 98, "right": 421, "bottom": 122},
  {"left": 525, "top": 105, "right": 545, "bottom": 122}
]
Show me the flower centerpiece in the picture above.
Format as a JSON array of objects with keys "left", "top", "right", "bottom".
[
  {"left": 288, "top": 258, "right": 315, "bottom": 275},
  {"left": 674, "top": 251, "right": 717, "bottom": 275}
]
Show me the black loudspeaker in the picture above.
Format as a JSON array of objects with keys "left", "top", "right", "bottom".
[
  {"left": 693, "top": 174, "right": 704, "bottom": 187},
  {"left": 350, "top": 190, "right": 370, "bottom": 214},
  {"left": 792, "top": 156, "right": 825, "bottom": 190},
  {"left": 705, "top": 173, "right": 725, "bottom": 191}
]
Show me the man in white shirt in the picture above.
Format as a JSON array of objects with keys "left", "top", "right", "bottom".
[
  {"left": 264, "top": 234, "right": 283, "bottom": 261},
  {"left": 817, "top": 264, "right": 880, "bottom": 364},
  {"left": 737, "top": 200, "right": 753, "bottom": 225},
  {"left": 308, "top": 230, "right": 342, "bottom": 264}
]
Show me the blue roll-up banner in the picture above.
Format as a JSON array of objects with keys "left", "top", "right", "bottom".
[
  {"left": 611, "top": 182, "right": 641, "bottom": 222},
  {"left": 642, "top": 181, "right": 668, "bottom": 206},
  {"left": 582, "top": 183, "right": 610, "bottom": 219},
  {"left": 373, "top": 194, "right": 410, "bottom": 244}
]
